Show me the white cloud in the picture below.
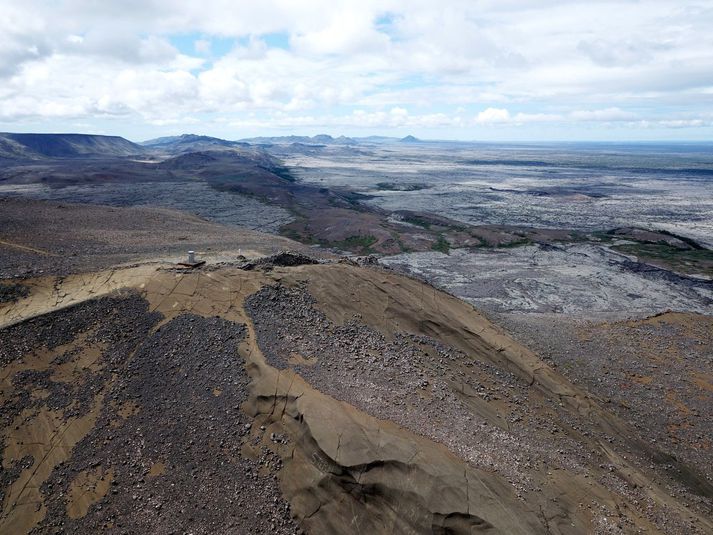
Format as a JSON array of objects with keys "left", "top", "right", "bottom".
[
  {"left": 0, "top": 0, "right": 712, "bottom": 138},
  {"left": 475, "top": 108, "right": 562, "bottom": 125},
  {"left": 513, "top": 112, "right": 562, "bottom": 123},
  {"left": 655, "top": 119, "right": 708, "bottom": 128},
  {"left": 569, "top": 108, "right": 638, "bottom": 122},
  {"left": 475, "top": 108, "right": 510, "bottom": 124},
  {"left": 227, "top": 107, "right": 467, "bottom": 130},
  {"left": 0, "top": 4, "right": 52, "bottom": 77},
  {"left": 577, "top": 38, "right": 665, "bottom": 68},
  {"left": 290, "top": 8, "right": 390, "bottom": 56}
]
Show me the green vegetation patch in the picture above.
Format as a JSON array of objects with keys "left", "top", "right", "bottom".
[
  {"left": 280, "top": 224, "right": 378, "bottom": 254},
  {"left": 431, "top": 234, "right": 451, "bottom": 254},
  {"left": 613, "top": 242, "right": 713, "bottom": 276},
  {"left": 589, "top": 231, "right": 616, "bottom": 243},
  {"left": 656, "top": 229, "right": 704, "bottom": 250},
  {"left": 327, "top": 234, "right": 378, "bottom": 254},
  {"left": 496, "top": 238, "right": 532, "bottom": 249},
  {"left": 281, "top": 227, "right": 317, "bottom": 245}
]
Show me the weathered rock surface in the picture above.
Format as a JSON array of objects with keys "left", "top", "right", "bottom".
[
  {"left": 1, "top": 257, "right": 711, "bottom": 534},
  {"left": 239, "top": 251, "right": 322, "bottom": 271}
]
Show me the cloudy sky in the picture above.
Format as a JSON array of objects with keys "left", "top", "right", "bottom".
[{"left": 1, "top": 0, "right": 712, "bottom": 141}]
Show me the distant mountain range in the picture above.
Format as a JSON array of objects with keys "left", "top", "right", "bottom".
[
  {"left": 239, "top": 134, "right": 359, "bottom": 145},
  {"left": 0, "top": 132, "right": 424, "bottom": 161},
  {"left": 238, "top": 134, "right": 423, "bottom": 145},
  {"left": 141, "top": 134, "right": 251, "bottom": 153},
  {"left": 0, "top": 132, "right": 256, "bottom": 161}
]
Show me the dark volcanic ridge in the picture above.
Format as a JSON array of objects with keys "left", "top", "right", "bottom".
[{"left": 0, "top": 133, "right": 145, "bottom": 160}]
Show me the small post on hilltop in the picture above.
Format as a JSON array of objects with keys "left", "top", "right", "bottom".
[{"left": 177, "top": 250, "right": 204, "bottom": 269}]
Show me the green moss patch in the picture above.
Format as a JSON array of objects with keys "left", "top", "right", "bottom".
[{"left": 431, "top": 235, "right": 450, "bottom": 254}]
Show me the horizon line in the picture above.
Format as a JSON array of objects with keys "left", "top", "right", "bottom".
[{"left": 3, "top": 131, "right": 713, "bottom": 146}]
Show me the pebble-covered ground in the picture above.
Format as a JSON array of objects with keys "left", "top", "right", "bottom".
[
  {"left": 244, "top": 283, "right": 712, "bottom": 534},
  {"left": 0, "top": 197, "right": 313, "bottom": 279},
  {"left": 0, "top": 282, "right": 29, "bottom": 303},
  {"left": 1, "top": 295, "right": 299, "bottom": 535},
  {"left": 496, "top": 310, "right": 713, "bottom": 487}
]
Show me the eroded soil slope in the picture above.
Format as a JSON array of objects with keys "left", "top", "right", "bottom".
[{"left": 1, "top": 257, "right": 711, "bottom": 534}]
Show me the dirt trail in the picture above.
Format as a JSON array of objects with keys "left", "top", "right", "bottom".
[{"left": 0, "top": 239, "right": 58, "bottom": 256}]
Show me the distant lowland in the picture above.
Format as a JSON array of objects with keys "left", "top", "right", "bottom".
[
  {"left": 1, "top": 129, "right": 711, "bottom": 320},
  {"left": 1, "top": 131, "right": 712, "bottom": 273}
]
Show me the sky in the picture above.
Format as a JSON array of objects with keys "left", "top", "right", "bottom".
[{"left": 1, "top": 0, "right": 712, "bottom": 142}]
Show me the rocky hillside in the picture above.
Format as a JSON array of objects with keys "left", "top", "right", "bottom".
[
  {"left": 0, "top": 201, "right": 711, "bottom": 534},
  {"left": 141, "top": 134, "right": 251, "bottom": 154}
]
